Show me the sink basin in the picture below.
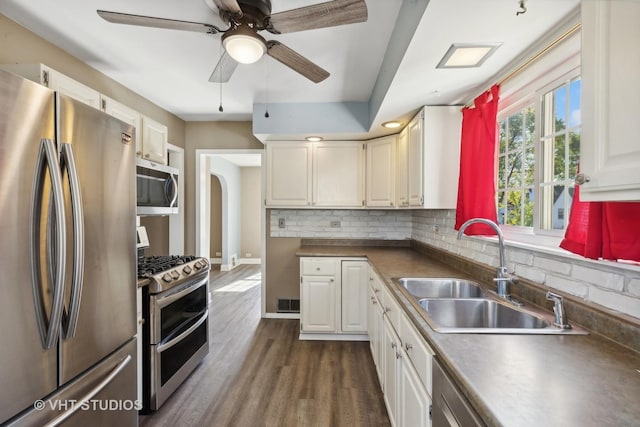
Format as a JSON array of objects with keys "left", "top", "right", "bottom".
[
  {"left": 394, "top": 278, "right": 486, "bottom": 299},
  {"left": 417, "top": 298, "right": 587, "bottom": 334}
]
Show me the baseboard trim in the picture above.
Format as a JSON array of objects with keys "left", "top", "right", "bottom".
[
  {"left": 263, "top": 312, "right": 300, "bottom": 319},
  {"left": 299, "top": 333, "right": 369, "bottom": 341}
]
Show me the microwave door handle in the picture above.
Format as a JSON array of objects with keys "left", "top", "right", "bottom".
[
  {"left": 164, "top": 174, "right": 178, "bottom": 208},
  {"left": 60, "top": 143, "right": 84, "bottom": 339},
  {"left": 30, "top": 139, "right": 67, "bottom": 349}
]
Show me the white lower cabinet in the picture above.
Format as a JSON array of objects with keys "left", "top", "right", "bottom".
[
  {"left": 368, "top": 269, "right": 433, "bottom": 427},
  {"left": 299, "top": 257, "right": 368, "bottom": 338}
]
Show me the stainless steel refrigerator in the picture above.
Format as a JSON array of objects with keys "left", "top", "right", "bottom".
[{"left": 0, "top": 69, "right": 138, "bottom": 426}]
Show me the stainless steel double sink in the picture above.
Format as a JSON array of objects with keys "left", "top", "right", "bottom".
[{"left": 393, "top": 278, "right": 587, "bottom": 334}]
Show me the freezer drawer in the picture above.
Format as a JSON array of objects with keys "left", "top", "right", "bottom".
[{"left": 6, "top": 339, "right": 138, "bottom": 427}]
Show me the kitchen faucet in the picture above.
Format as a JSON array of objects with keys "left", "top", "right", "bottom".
[{"left": 457, "top": 218, "right": 522, "bottom": 306}]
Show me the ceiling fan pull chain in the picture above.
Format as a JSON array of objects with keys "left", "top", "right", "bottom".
[
  {"left": 265, "top": 57, "right": 270, "bottom": 118},
  {"left": 219, "top": 38, "right": 224, "bottom": 112}
]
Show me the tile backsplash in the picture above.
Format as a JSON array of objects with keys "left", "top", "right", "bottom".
[{"left": 270, "top": 208, "right": 640, "bottom": 320}]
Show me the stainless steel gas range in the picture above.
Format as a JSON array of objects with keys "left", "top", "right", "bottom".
[{"left": 137, "top": 253, "right": 210, "bottom": 412}]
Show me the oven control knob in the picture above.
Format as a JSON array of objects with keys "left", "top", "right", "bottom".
[
  {"left": 183, "top": 266, "right": 192, "bottom": 275},
  {"left": 194, "top": 262, "right": 202, "bottom": 270},
  {"left": 162, "top": 273, "right": 172, "bottom": 283},
  {"left": 171, "top": 270, "right": 180, "bottom": 280}
]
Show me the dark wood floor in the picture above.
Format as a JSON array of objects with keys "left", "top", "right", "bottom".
[{"left": 140, "top": 264, "right": 390, "bottom": 427}]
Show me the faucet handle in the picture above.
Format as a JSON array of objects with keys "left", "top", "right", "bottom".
[{"left": 546, "top": 291, "right": 572, "bottom": 329}]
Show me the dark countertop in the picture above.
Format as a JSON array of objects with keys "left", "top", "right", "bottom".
[{"left": 297, "top": 245, "right": 640, "bottom": 427}]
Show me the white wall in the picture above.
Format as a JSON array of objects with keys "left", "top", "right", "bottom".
[{"left": 209, "top": 157, "right": 242, "bottom": 268}]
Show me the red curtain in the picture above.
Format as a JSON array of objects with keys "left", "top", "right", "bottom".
[
  {"left": 455, "top": 85, "right": 500, "bottom": 235},
  {"left": 560, "top": 185, "right": 640, "bottom": 262}
]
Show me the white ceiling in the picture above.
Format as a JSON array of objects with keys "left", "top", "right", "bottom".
[{"left": 0, "top": 0, "right": 580, "bottom": 141}]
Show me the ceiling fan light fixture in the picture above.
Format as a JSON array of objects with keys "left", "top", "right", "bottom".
[{"left": 222, "top": 25, "right": 267, "bottom": 64}]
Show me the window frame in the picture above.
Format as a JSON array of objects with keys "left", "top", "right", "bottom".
[{"left": 496, "top": 66, "right": 581, "bottom": 239}]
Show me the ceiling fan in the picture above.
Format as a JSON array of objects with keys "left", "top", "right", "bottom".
[{"left": 97, "top": 0, "right": 368, "bottom": 84}]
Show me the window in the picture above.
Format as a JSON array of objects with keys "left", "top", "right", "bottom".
[{"left": 497, "top": 74, "right": 581, "bottom": 234}]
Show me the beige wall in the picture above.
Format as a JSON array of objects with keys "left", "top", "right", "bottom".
[
  {"left": 184, "top": 122, "right": 263, "bottom": 255},
  {"left": 1, "top": 13, "right": 186, "bottom": 255},
  {"left": 265, "top": 232, "right": 302, "bottom": 313},
  {"left": 241, "top": 167, "right": 262, "bottom": 258},
  {"left": 210, "top": 176, "right": 223, "bottom": 257},
  {"left": 0, "top": 14, "right": 185, "bottom": 148}
]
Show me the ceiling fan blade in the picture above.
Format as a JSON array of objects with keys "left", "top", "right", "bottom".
[
  {"left": 208, "top": 50, "right": 239, "bottom": 83},
  {"left": 97, "top": 10, "right": 222, "bottom": 34},
  {"left": 211, "top": 0, "right": 242, "bottom": 15},
  {"left": 266, "top": 41, "right": 329, "bottom": 83},
  {"left": 268, "top": 0, "right": 367, "bottom": 34}
]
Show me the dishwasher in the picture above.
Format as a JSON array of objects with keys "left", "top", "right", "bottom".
[{"left": 432, "top": 358, "right": 484, "bottom": 427}]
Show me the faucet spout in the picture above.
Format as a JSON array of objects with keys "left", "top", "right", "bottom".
[{"left": 457, "top": 218, "right": 520, "bottom": 305}]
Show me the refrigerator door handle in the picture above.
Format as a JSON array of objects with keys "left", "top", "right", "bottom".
[
  {"left": 60, "top": 143, "right": 84, "bottom": 339},
  {"left": 30, "top": 138, "right": 67, "bottom": 349},
  {"left": 43, "top": 354, "right": 132, "bottom": 427}
]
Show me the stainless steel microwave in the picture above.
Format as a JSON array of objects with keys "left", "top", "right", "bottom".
[{"left": 136, "top": 158, "right": 179, "bottom": 215}]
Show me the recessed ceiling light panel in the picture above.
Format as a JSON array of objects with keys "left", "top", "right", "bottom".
[
  {"left": 305, "top": 136, "right": 323, "bottom": 142},
  {"left": 436, "top": 43, "right": 502, "bottom": 68},
  {"left": 382, "top": 121, "right": 402, "bottom": 129}
]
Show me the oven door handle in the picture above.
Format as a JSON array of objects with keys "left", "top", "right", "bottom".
[
  {"left": 156, "top": 310, "right": 208, "bottom": 353},
  {"left": 155, "top": 274, "right": 209, "bottom": 309}
]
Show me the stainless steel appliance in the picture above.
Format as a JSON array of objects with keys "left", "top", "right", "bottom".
[
  {"left": 432, "top": 358, "right": 483, "bottom": 427},
  {"left": 136, "top": 158, "right": 179, "bottom": 216},
  {"left": 0, "top": 69, "right": 138, "bottom": 425},
  {"left": 137, "top": 254, "right": 210, "bottom": 411}
]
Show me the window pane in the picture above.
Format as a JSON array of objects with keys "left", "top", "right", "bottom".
[
  {"left": 540, "top": 137, "right": 554, "bottom": 183},
  {"left": 523, "top": 188, "right": 534, "bottom": 227},
  {"left": 553, "top": 185, "right": 566, "bottom": 230},
  {"left": 554, "top": 85, "right": 567, "bottom": 132},
  {"left": 498, "top": 155, "right": 506, "bottom": 189},
  {"left": 497, "top": 191, "right": 506, "bottom": 224},
  {"left": 500, "top": 120, "right": 507, "bottom": 153},
  {"left": 554, "top": 135, "right": 566, "bottom": 181},
  {"left": 569, "top": 130, "right": 580, "bottom": 179},
  {"left": 508, "top": 112, "right": 523, "bottom": 151},
  {"left": 524, "top": 145, "right": 535, "bottom": 186},
  {"left": 506, "top": 190, "right": 522, "bottom": 226},
  {"left": 525, "top": 107, "right": 535, "bottom": 144},
  {"left": 508, "top": 152, "right": 522, "bottom": 187},
  {"left": 569, "top": 78, "right": 581, "bottom": 127}
]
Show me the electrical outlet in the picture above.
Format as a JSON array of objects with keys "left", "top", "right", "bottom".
[
  {"left": 246, "top": 252, "right": 252, "bottom": 257},
  {"left": 330, "top": 220, "right": 341, "bottom": 228},
  {"left": 278, "top": 218, "right": 286, "bottom": 228},
  {"left": 215, "top": 252, "right": 222, "bottom": 257}
]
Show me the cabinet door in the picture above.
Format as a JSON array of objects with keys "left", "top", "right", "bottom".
[
  {"left": 300, "top": 276, "right": 336, "bottom": 333},
  {"left": 341, "top": 260, "right": 369, "bottom": 333},
  {"left": 407, "top": 112, "right": 424, "bottom": 207},
  {"left": 580, "top": 0, "right": 640, "bottom": 201},
  {"left": 396, "top": 127, "right": 409, "bottom": 207},
  {"left": 382, "top": 317, "right": 400, "bottom": 426},
  {"left": 266, "top": 142, "right": 313, "bottom": 206},
  {"left": 313, "top": 142, "right": 364, "bottom": 207},
  {"left": 399, "top": 358, "right": 431, "bottom": 427},
  {"left": 366, "top": 135, "right": 396, "bottom": 207},
  {"left": 368, "top": 286, "right": 380, "bottom": 371},
  {"left": 47, "top": 68, "right": 101, "bottom": 109},
  {"left": 141, "top": 116, "right": 168, "bottom": 165},
  {"left": 101, "top": 95, "right": 142, "bottom": 155}
]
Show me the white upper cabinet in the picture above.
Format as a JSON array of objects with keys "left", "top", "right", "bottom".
[
  {"left": 266, "top": 141, "right": 363, "bottom": 207},
  {"left": 102, "top": 95, "right": 168, "bottom": 165},
  {"left": 266, "top": 142, "right": 313, "bottom": 206},
  {"left": 0, "top": 63, "right": 100, "bottom": 108},
  {"left": 141, "top": 116, "right": 168, "bottom": 165},
  {"left": 366, "top": 135, "right": 396, "bottom": 207},
  {"left": 313, "top": 141, "right": 365, "bottom": 207},
  {"left": 395, "top": 106, "right": 461, "bottom": 209},
  {"left": 580, "top": 0, "right": 640, "bottom": 201}
]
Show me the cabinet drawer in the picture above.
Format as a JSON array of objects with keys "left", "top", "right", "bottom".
[
  {"left": 382, "top": 285, "right": 401, "bottom": 332},
  {"left": 400, "top": 312, "right": 434, "bottom": 396},
  {"left": 301, "top": 258, "right": 337, "bottom": 275}
]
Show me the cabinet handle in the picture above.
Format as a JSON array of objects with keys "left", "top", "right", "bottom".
[
  {"left": 575, "top": 173, "right": 591, "bottom": 186},
  {"left": 404, "top": 342, "right": 412, "bottom": 351},
  {"left": 369, "top": 277, "right": 374, "bottom": 281},
  {"left": 330, "top": 278, "right": 334, "bottom": 282},
  {"left": 384, "top": 307, "right": 391, "bottom": 314},
  {"left": 391, "top": 342, "right": 396, "bottom": 349},
  {"left": 374, "top": 288, "right": 380, "bottom": 293},
  {"left": 396, "top": 351, "right": 402, "bottom": 360}
]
